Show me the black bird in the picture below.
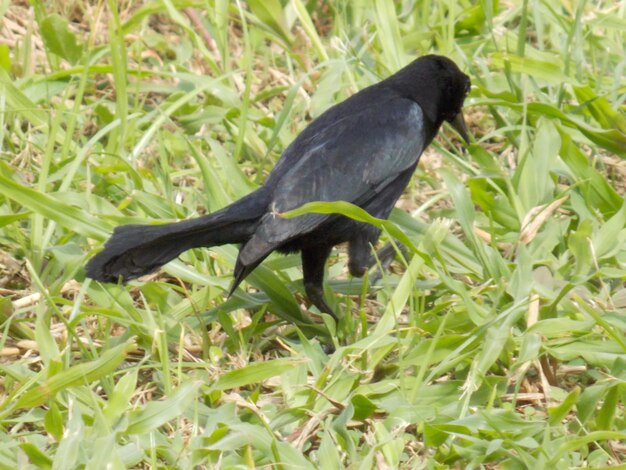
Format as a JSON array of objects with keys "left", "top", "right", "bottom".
[{"left": 86, "top": 54, "right": 471, "bottom": 320}]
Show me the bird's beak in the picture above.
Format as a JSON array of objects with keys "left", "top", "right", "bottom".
[{"left": 449, "top": 111, "right": 470, "bottom": 144}]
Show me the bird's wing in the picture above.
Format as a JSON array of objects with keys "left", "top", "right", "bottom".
[{"left": 253, "top": 97, "right": 425, "bottom": 247}]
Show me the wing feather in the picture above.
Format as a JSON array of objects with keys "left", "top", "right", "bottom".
[{"left": 260, "top": 98, "right": 425, "bottom": 243}]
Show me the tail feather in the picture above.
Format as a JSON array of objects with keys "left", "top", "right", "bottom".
[
  {"left": 86, "top": 222, "right": 211, "bottom": 282},
  {"left": 86, "top": 188, "right": 272, "bottom": 282},
  {"left": 227, "top": 234, "right": 277, "bottom": 296},
  {"left": 87, "top": 187, "right": 274, "bottom": 284},
  {"left": 228, "top": 259, "right": 258, "bottom": 297}
]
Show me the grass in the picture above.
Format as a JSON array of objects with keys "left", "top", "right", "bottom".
[{"left": 1, "top": 0, "right": 626, "bottom": 467}]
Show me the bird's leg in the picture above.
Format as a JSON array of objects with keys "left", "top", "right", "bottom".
[
  {"left": 347, "top": 235, "right": 372, "bottom": 277},
  {"left": 348, "top": 230, "right": 384, "bottom": 277},
  {"left": 301, "top": 245, "right": 337, "bottom": 321},
  {"left": 349, "top": 235, "right": 409, "bottom": 284},
  {"left": 368, "top": 242, "right": 409, "bottom": 271}
]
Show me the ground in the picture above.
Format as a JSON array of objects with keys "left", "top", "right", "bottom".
[{"left": 1, "top": 1, "right": 626, "bottom": 468}]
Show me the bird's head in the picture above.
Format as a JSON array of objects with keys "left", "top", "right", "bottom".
[{"left": 388, "top": 54, "right": 471, "bottom": 143}]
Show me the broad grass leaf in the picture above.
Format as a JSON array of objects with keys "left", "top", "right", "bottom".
[
  {"left": 568, "top": 219, "right": 593, "bottom": 278},
  {"left": 52, "top": 399, "right": 83, "bottom": 470},
  {"left": 0, "top": 173, "right": 110, "bottom": 239},
  {"left": 22, "top": 80, "right": 69, "bottom": 104},
  {"left": 515, "top": 331, "right": 541, "bottom": 365},
  {"left": 40, "top": 14, "right": 82, "bottom": 64},
  {"left": 212, "top": 358, "right": 306, "bottom": 391},
  {"left": 456, "top": 3, "right": 495, "bottom": 35},
  {"left": 294, "top": 329, "right": 328, "bottom": 377},
  {"left": 374, "top": 0, "right": 404, "bottom": 71},
  {"left": 548, "top": 431, "right": 626, "bottom": 465},
  {"left": 282, "top": 201, "right": 419, "bottom": 254},
  {"left": 374, "top": 255, "right": 424, "bottom": 336},
  {"left": 548, "top": 387, "right": 580, "bottom": 425},
  {"left": 372, "top": 420, "right": 403, "bottom": 467},
  {"left": 573, "top": 85, "right": 626, "bottom": 133},
  {"left": 508, "top": 245, "right": 532, "bottom": 300},
  {"left": 332, "top": 334, "right": 397, "bottom": 366},
  {"left": 577, "top": 383, "right": 612, "bottom": 425},
  {"left": 266, "top": 78, "right": 310, "bottom": 154},
  {"left": 390, "top": 209, "right": 482, "bottom": 275},
  {"left": 548, "top": 340, "right": 626, "bottom": 367},
  {"left": 442, "top": 169, "right": 508, "bottom": 280},
  {"left": 291, "top": 0, "right": 328, "bottom": 62},
  {"left": 449, "top": 409, "right": 543, "bottom": 435},
  {"left": 318, "top": 429, "right": 342, "bottom": 469},
  {"left": 468, "top": 177, "right": 519, "bottom": 230},
  {"left": 86, "top": 284, "right": 146, "bottom": 328},
  {"left": 309, "top": 62, "right": 349, "bottom": 118},
  {"left": 13, "top": 340, "right": 136, "bottom": 410},
  {"left": 527, "top": 103, "right": 626, "bottom": 156},
  {"left": 573, "top": 293, "right": 626, "bottom": 353},
  {"left": 44, "top": 402, "right": 63, "bottom": 441},
  {"left": 423, "top": 422, "right": 451, "bottom": 447},
  {"left": 247, "top": 0, "right": 293, "bottom": 44},
  {"left": 18, "top": 443, "right": 52, "bottom": 468},
  {"left": 610, "top": 356, "right": 626, "bottom": 381},
  {"left": 125, "top": 381, "right": 201, "bottom": 434},
  {"left": 469, "top": 144, "right": 504, "bottom": 176},
  {"left": 465, "top": 325, "right": 508, "bottom": 392},
  {"left": 514, "top": 118, "right": 559, "bottom": 210},
  {"left": 596, "top": 385, "right": 619, "bottom": 430},
  {"left": 403, "top": 335, "right": 470, "bottom": 368},
  {"left": 115, "top": 443, "right": 143, "bottom": 467},
  {"left": 476, "top": 91, "right": 626, "bottom": 155},
  {"left": 558, "top": 131, "right": 622, "bottom": 216},
  {"left": 351, "top": 394, "right": 378, "bottom": 420},
  {"left": 527, "top": 318, "right": 595, "bottom": 337},
  {"left": 207, "top": 140, "right": 255, "bottom": 201},
  {"left": 103, "top": 370, "right": 138, "bottom": 427},
  {"left": 34, "top": 300, "right": 60, "bottom": 367},
  {"left": 490, "top": 52, "right": 569, "bottom": 85},
  {"left": 130, "top": 78, "right": 233, "bottom": 162},
  {"left": 205, "top": 422, "right": 270, "bottom": 450},
  {"left": 465, "top": 302, "right": 527, "bottom": 394},
  {"left": 275, "top": 442, "right": 317, "bottom": 469},
  {"left": 0, "top": 69, "right": 64, "bottom": 142},
  {"left": 420, "top": 218, "right": 455, "bottom": 253},
  {"left": 86, "top": 435, "right": 124, "bottom": 469},
  {"left": 592, "top": 200, "right": 626, "bottom": 259}
]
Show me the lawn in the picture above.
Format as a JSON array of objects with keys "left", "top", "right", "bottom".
[{"left": 1, "top": 0, "right": 626, "bottom": 468}]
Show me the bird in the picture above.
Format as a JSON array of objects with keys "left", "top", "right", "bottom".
[{"left": 86, "top": 54, "right": 471, "bottom": 321}]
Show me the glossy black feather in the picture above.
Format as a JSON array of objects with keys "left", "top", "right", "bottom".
[{"left": 86, "top": 54, "right": 471, "bottom": 319}]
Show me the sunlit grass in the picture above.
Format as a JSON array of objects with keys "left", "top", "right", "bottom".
[{"left": 1, "top": 0, "right": 626, "bottom": 467}]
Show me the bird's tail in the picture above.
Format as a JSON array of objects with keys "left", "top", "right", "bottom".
[
  {"left": 86, "top": 189, "right": 268, "bottom": 283},
  {"left": 227, "top": 230, "right": 277, "bottom": 295}
]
